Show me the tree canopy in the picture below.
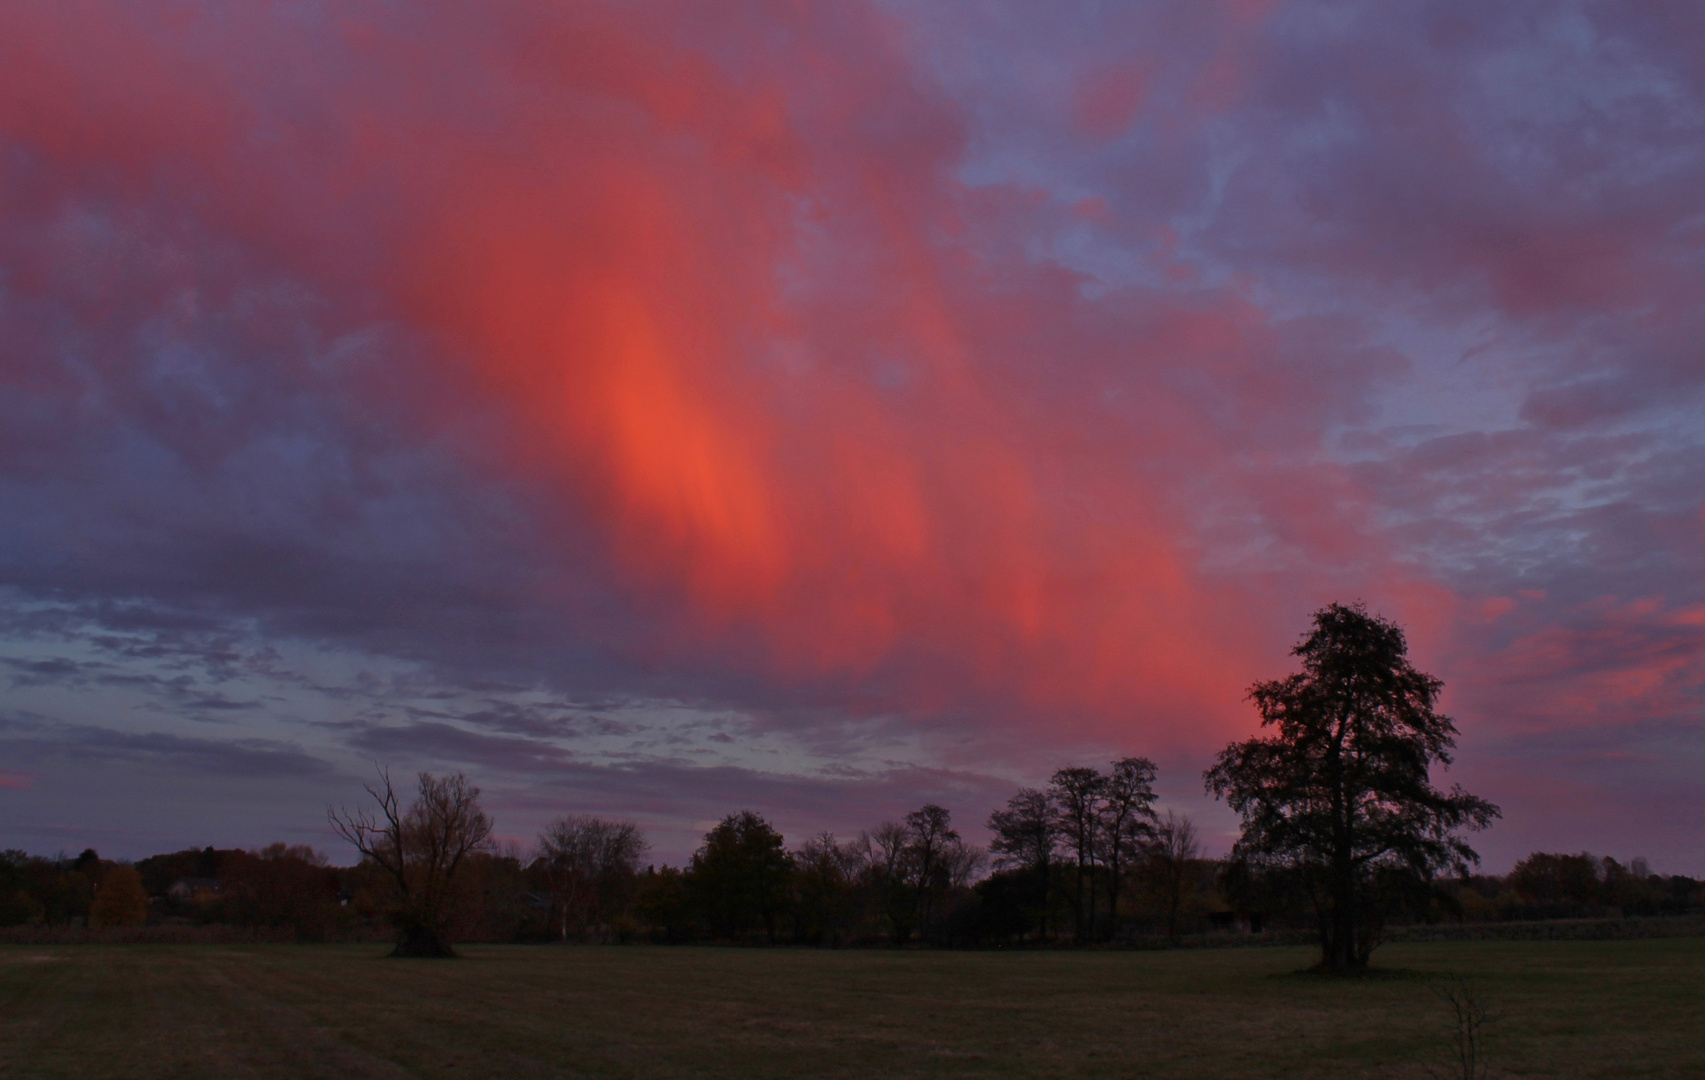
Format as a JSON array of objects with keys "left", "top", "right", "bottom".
[
  {"left": 689, "top": 810, "right": 794, "bottom": 943},
  {"left": 1205, "top": 602, "right": 1500, "bottom": 971}
]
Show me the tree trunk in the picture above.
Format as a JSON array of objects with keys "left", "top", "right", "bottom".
[
  {"left": 1106, "top": 865, "right": 1121, "bottom": 942},
  {"left": 1325, "top": 858, "right": 1361, "bottom": 972},
  {"left": 391, "top": 915, "right": 457, "bottom": 958},
  {"left": 1321, "top": 726, "right": 1364, "bottom": 973},
  {"left": 1073, "top": 861, "right": 1087, "bottom": 944}
]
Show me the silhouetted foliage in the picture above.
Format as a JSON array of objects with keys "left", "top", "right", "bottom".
[
  {"left": 1098, "top": 757, "right": 1159, "bottom": 936},
  {"left": 195, "top": 845, "right": 342, "bottom": 940},
  {"left": 634, "top": 865, "right": 694, "bottom": 943},
  {"left": 1049, "top": 766, "right": 1106, "bottom": 943},
  {"left": 11, "top": 752, "right": 1696, "bottom": 950},
  {"left": 905, "top": 804, "right": 958, "bottom": 938},
  {"left": 969, "top": 867, "right": 1053, "bottom": 943},
  {"left": 987, "top": 788, "right": 1058, "bottom": 938},
  {"left": 1206, "top": 603, "right": 1501, "bottom": 971},
  {"left": 790, "top": 832, "right": 864, "bottom": 945},
  {"left": 688, "top": 811, "right": 794, "bottom": 942}
]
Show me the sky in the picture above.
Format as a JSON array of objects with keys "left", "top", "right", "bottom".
[{"left": 1, "top": 0, "right": 1702, "bottom": 872}]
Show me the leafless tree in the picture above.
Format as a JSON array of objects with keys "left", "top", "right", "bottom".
[
  {"left": 864, "top": 820, "right": 911, "bottom": 879},
  {"left": 536, "top": 815, "right": 648, "bottom": 941},
  {"left": 941, "top": 838, "right": 987, "bottom": 889},
  {"left": 860, "top": 820, "right": 916, "bottom": 943},
  {"left": 1150, "top": 810, "right": 1200, "bottom": 938},
  {"left": 1098, "top": 756, "right": 1158, "bottom": 936},
  {"left": 793, "top": 831, "right": 866, "bottom": 945},
  {"left": 1050, "top": 766, "right": 1107, "bottom": 943},
  {"left": 988, "top": 789, "right": 1056, "bottom": 872},
  {"left": 329, "top": 768, "right": 492, "bottom": 957},
  {"left": 904, "top": 804, "right": 959, "bottom": 934}
]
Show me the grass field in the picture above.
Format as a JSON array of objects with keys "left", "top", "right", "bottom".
[{"left": 2, "top": 939, "right": 1701, "bottom": 1078}]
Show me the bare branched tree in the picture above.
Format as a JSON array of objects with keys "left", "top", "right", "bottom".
[
  {"left": 536, "top": 815, "right": 648, "bottom": 942},
  {"left": 861, "top": 820, "right": 916, "bottom": 944},
  {"left": 1049, "top": 766, "right": 1107, "bottom": 943},
  {"left": 904, "top": 804, "right": 959, "bottom": 935},
  {"left": 988, "top": 789, "right": 1056, "bottom": 873},
  {"left": 793, "top": 831, "right": 865, "bottom": 946},
  {"left": 329, "top": 767, "right": 492, "bottom": 957},
  {"left": 1098, "top": 756, "right": 1158, "bottom": 936},
  {"left": 942, "top": 839, "right": 987, "bottom": 890},
  {"left": 1150, "top": 810, "right": 1200, "bottom": 938}
]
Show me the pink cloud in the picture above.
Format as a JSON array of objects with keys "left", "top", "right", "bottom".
[
  {"left": 1073, "top": 66, "right": 1146, "bottom": 139},
  {"left": 1, "top": 0, "right": 1421, "bottom": 753}
]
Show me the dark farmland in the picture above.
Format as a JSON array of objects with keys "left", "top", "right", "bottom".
[{"left": 3, "top": 939, "right": 1701, "bottom": 1079}]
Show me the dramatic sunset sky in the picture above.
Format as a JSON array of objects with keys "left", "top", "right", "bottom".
[{"left": 2, "top": 1, "right": 1701, "bottom": 870}]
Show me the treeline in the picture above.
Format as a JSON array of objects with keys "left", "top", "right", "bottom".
[
  {"left": 15, "top": 605, "right": 1693, "bottom": 963},
  {"left": 4, "top": 768, "right": 1698, "bottom": 946},
  {"left": 4, "top": 834, "right": 1696, "bottom": 948},
  {"left": 0, "top": 842, "right": 558, "bottom": 943},
  {"left": 1448, "top": 853, "right": 1701, "bottom": 922}
]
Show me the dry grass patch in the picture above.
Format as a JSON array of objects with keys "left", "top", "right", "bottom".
[{"left": 0, "top": 939, "right": 1699, "bottom": 1078}]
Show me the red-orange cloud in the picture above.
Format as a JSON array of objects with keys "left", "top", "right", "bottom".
[
  {"left": 10, "top": 0, "right": 1701, "bottom": 794},
  {"left": 0, "top": 1, "right": 1448, "bottom": 753}
]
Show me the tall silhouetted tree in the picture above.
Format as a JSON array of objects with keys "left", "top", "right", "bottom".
[
  {"left": 1205, "top": 603, "right": 1500, "bottom": 971},
  {"left": 1097, "top": 756, "right": 1158, "bottom": 936},
  {"left": 862, "top": 820, "right": 916, "bottom": 944},
  {"left": 1050, "top": 766, "right": 1106, "bottom": 943},
  {"left": 329, "top": 768, "right": 493, "bottom": 957},
  {"left": 689, "top": 810, "right": 793, "bottom": 942},
  {"left": 904, "top": 804, "right": 957, "bottom": 937},
  {"left": 987, "top": 788, "right": 1057, "bottom": 938}
]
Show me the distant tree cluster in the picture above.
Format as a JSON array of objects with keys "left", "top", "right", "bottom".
[
  {"left": 4, "top": 605, "right": 1697, "bottom": 964},
  {"left": 983, "top": 757, "right": 1163, "bottom": 943},
  {"left": 632, "top": 803, "right": 989, "bottom": 947},
  {"left": 1450, "top": 852, "right": 1699, "bottom": 921}
]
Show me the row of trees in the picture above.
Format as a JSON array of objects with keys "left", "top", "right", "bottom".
[
  {"left": 313, "top": 601, "right": 1511, "bottom": 970},
  {"left": 0, "top": 848, "right": 150, "bottom": 928},
  {"left": 322, "top": 760, "right": 1231, "bottom": 955},
  {"left": 0, "top": 766, "right": 1224, "bottom": 951},
  {"left": 634, "top": 804, "right": 990, "bottom": 947},
  {"left": 983, "top": 758, "right": 1204, "bottom": 943},
  {"left": 1451, "top": 852, "right": 1700, "bottom": 921},
  {"left": 6, "top": 825, "right": 1694, "bottom": 949},
  {"left": 0, "top": 838, "right": 566, "bottom": 942},
  {"left": 3, "top": 605, "right": 1688, "bottom": 971}
]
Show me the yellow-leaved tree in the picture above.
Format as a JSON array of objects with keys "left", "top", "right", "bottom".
[{"left": 89, "top": 865, "right": 149, "bottom": 928}]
